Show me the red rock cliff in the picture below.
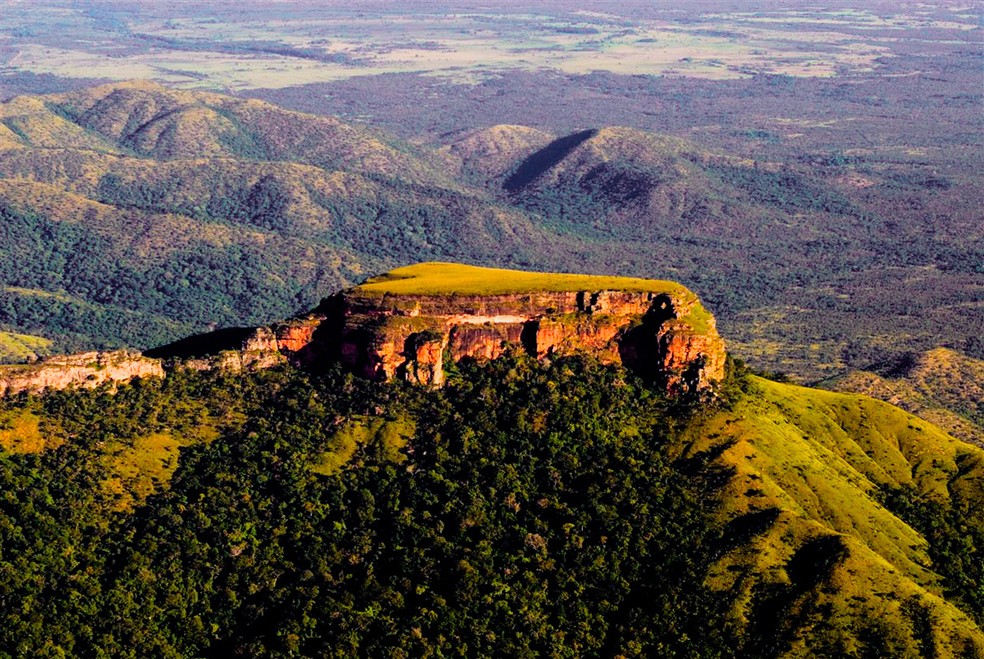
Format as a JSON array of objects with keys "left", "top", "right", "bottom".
[
  {"left": 315, "top": 284, "right": 726, "bottom": 396},
  {"left": 0, "top": 266, "right": 726, "bottom": 399}
]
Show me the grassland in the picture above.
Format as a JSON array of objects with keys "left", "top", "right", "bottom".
[
  {"left": 680, "top": 375, "right": 984, "bottom": 653},
  {"left": 100, "top": 432, "right": 186, "bottom": 511},
  {"left": 356, "top": 263, "right": 715, "bottom": 334},
  {"left": 2, "top": 2, "right": 974, "bottom": 91},
  {"left": 0, "top": 331, "right": 52, "bottom": 364},
  {"left": 310, "top": 414, "right": 414, "bottom": 476},
  {"left": 0, "top": 409, "right": 60, "bottom": 453},
  {"left": 820, "top": 348, "right": 984, "bottom": 448},
  {"left": 356, "top": 262, "right": 691, "bottom": 297}
]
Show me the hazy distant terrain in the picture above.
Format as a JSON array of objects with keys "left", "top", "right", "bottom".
[
  {"left": 0, "top": 0, "right": 980, "bottom": 380},
  {"left": 6, "top": 0, "right": 975, "bottom": 90}
]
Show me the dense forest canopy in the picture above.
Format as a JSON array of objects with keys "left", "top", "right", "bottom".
[{"left": 1, "top": 356, "right": 981, "bottom": 657}]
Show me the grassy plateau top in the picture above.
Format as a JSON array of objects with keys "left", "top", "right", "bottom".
[
  {"left": 353, "top": 263, "right": 713, "bottom": 332},
  {"left": 355, "top": 262, "right": 692, "bottom": 298}
]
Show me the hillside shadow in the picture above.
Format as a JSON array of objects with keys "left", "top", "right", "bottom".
[
  {"left": 504, "top": 129, "right": 597, "bottom": 192},
  {"left": 145, "top": 327, "right": 255, "bottom": 360}
]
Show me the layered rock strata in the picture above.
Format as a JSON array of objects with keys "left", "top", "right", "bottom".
[
  {"left": 185, "top": 317, "right": 328, "bottom": 372},
  {"left": 0, "top": 350, "right": 164, "bottom": 396},
  {"left": 0, "top": 265, "right": 728, "bottom": 398},
  {"left": 324, "top": 286, "right": 727, "bottom": 395}
]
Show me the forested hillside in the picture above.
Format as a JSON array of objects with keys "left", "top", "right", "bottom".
[
  {"left": 0, "top": 82, "right": 549, "bottom": 355},
  {"left": 0, "top": 82, "right": 979, "bottom": 382},
  {"left": 1, "top": 356, "right": 981, "bottom": 657}
]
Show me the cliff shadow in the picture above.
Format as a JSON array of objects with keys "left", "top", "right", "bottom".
[
  {"left": 520, "top": 320, "right": 539, "bottom": 357},
  {"left": 504, "top": 129, "right": 598, "bottom": 192},
  {"left": 145, "top": 327, "right": 257, "bottom": 360},
  {"left": 290, "top": 319, "right": 341, "bottom": 370},
  {"left": 616, "top": 294, "right": 676, "bottom": 383}
]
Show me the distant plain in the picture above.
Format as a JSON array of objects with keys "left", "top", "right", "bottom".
[{"left": 2, "top": 1, "right": 975, "bottom": 89}]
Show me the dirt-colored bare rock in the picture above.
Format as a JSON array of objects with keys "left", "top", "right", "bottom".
[
  {"left": 1, "top": 265, "right": 727, "bottom": 399},
  {"left": 321, "top": 286, "right": 726, "bottom": 396},
  {"left": 154, "top": 265, "right": 728, "bottom": 396},
  {"left": 0, "top": 350, "right": 164, "bottom": 396}
]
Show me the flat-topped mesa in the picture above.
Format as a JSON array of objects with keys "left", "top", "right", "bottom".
[
  {"left": 0, "top": 264, "right": 726, "bottom": 398},
  {"left": 318, "top": 263, "right": 727, "bottom": 395}
]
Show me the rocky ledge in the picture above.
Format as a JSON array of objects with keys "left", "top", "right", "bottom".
[
  {"left": 316, "top": 264, "right": 726, "bottom": 395},
  {"left": 0, "top": 350, "right": 164, "bottom": 397},
  {"left": 1, "top": 263, "right": 727, "bottom": 398}
]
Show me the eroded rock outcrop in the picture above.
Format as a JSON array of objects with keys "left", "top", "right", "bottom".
[
  {"left": 0, "top": 350, "right": 164, "bottom": 396},
  {"left": 304, "top": 265, "right": 728, "bottom": 396},
  {"left": 323, "top": 287, "right": 725, "bottom": 395},
  {"left": 144, "top": 316, "right": 327, "bottom": 372},
  {"left": 1, "top": 264, "right": 727, "bottom": 398}
]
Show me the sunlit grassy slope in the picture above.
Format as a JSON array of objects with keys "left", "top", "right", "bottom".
[
  {"left": 310, "top": 414, "right": 413, "bottom": 476},
  {"left": 0, "top": 409, "right": 59, "bottom": 453},
  {"left": 356, "top": 262, "right": 691, "bottom": 296},
  {"left": 0, "top": 331, "right": 51, "bottom": 363},
  {"left": 680, "top": 376, "right": 984, "bottom": 655}
]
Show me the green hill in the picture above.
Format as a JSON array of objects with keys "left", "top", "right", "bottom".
[
  {"left": 0, "top": 353, "right": 980, "bottom": 656},
  {"left": 682, "top": 374, "right": 983, "bottom": 655},
  {"left": 492, "top": 125, "right": 853, "bottom": 239},
  {"left": 0, "top": 83, "right": 555, "bottom": 352},
  {"left": 442, "top": 124, "right": 555, "bottom": 182},
  {"left": 820, "top": 348, "right": 984, "bottom": 449},
  {"left": 30, "top": 81, "right": 456, "bottom": 186},
  {"left": 0, "top": 83, "right": 979, "bottom": 383}
]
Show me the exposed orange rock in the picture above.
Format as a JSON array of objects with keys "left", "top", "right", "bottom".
[
  {"left": 404, "top": 335, "right": 446, "bottom": 386},
  {"left": 449, "top": 323, "right": 526, "bottom": 363},
  {"left": 163, "top": 316, "right": 327, "bottom": 374},
  {"left": 274, "top": 317, "right": 324, "bottom": 353},
  {"left": 0, "top": 272, "right": 725, "bottom": 399},
  {"left": 317, "top": 287, "right": 727, "bottom": 396},
  {"left": 658, "top": 323, "right": 728, "bottom": 397},
  {"left": 0, "top": 350, "right": 164, "bottom": 396}
]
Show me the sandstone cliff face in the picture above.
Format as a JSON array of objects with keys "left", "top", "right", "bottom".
[
  {"left": 0, "top": 317, "right": 328, "bottom": 397},
  {"left": 161, "top": 316, "right": 327, "bottom": 373},
  {"left": 323, "top": 288, "right": 726, "bottom": 396},
  {"left": 0, "top": 350, "right": 164, "bottom": 396},
  {"left": 239, "top": 317, "right": 327, "bottom": 357},
  {"left": 0, "top": 272, "right": 726, "bottom": 399}
]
